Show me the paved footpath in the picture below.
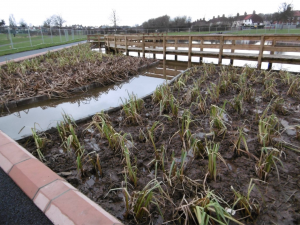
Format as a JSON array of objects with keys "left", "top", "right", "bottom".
[
  {"left": 0, "top": 42, "right": 80, "bottom": 225},
  {"left": 0, "top": 41, "right": 86, "bottom": 63},
  {"left": 0, "top": 167, "right": 53, "bottom": 225}
]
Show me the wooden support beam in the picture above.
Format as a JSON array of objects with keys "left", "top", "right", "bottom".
[
  {"left": 218, "top": 36, "right": 224, "bottom": 65},
  {"left": 125, "top": 36, "right": 129, "bottom": 56},
  {"left": 175, "top": 39, "right": 178, "bottom": 61},
  {"left": 199, "top": 37, "right": 203, "bottom": 64},
  {"left": 114, "top": 35, "right": 117, "bottom": 54},
  {"left": 257, "top": 36, "right": 265, "bottom": 69},
  {"left": 230, "top": 40, "right": 235, "bottom": 65},
  {"left": 142, "top": 35, "right": 145, "bottom": 58},
  {"left": 163, "top": 36, "right": 166, "bottom": 60},
  {"left": 267, "top": 39, "right": 275, "bottom": 70},
  {"left": 188, "top": 36, "right": 192, "bottom": 67}
]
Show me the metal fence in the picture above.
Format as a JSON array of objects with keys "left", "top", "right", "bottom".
[
  {"left": 1, "top": 25, "right": 299, "bottom": 52},
  {"left": 0, "top": 27, "right": 103, "bottom": 52}
]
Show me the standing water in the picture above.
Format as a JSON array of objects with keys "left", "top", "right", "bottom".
[{"left": 0, "top": 61, "right": 186, "bottom": 140}]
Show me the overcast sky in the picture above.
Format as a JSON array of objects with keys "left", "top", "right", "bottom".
[{"left": 1, "top": 0, "right": 299, "bottom": 27}]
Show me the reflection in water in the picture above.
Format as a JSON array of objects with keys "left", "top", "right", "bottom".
[{"left": 0, "top": 62, "right": 186, "bottom": 140}]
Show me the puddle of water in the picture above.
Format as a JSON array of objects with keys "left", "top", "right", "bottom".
[
  {"left": 0, "top": 62, "right": 186, "bottom": 140},
  {"left": 281, "top": 119, "right": 296, "bottom": 136}
]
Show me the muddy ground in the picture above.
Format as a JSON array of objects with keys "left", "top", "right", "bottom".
[{"left": 20, "top": 65, "right": 300, "bottom": 224}]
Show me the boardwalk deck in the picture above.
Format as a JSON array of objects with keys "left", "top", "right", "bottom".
[{"left": 87, "top": 34, "right": 300, "bottom": 69}]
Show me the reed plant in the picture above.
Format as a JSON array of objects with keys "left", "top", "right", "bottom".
[
  {"left": 231, "top": 179, "right": 260, "bottom": 221},
  {"left": 179, "top": 191, "right": 243, "bottom": 225},
  {"left": 207, "top": 82, "right": 220, "bottom": 103},
  {"left": 209, "top": 103, "right": 228, "bottom": 136},
  {"left": 147, "top": 121, "right": 164, "bottom": 160},
  {"left": 123, "top": 146, "right": 137, "bottom": 187},
  {"left": 31, "top": 128, "right": 46, "bottom": 161},
  {"left": 287, "top": 77, "right": 299, "bottom": 97},
  {"left": 121, "top": 93, "right": 144, "bottom": 124},
  {"left": 205, "top": 142, "right": 227, "bottom": 181},
  {"left": 255, "top": 146, "right": 283, "bottom": 181},
  {"left": 230, "top": 93, "right": 243, "bottom": 114},
  {"left": 258, "top": 108, "right": 279, "bottom": 146},
  {"left": 233, "top": 127, "right": 249, "bottom": 156}
]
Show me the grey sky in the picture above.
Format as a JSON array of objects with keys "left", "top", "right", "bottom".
[{"left": 1, "top": 0, "right": 299, "bottom": 27}]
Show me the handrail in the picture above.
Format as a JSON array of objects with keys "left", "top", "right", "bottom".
[{"left": 87, "top": 34, "right": 300, "bottom": 69}]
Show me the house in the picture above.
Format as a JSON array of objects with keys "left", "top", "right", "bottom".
[
  {"left": 208, "top": 15, "right": 230, "bottom": 26},
  {"left": 192, "top": 18, "right": 209, "bottom": 27},
  {"left": 290, "top": 10, "right": 300, "bottom": 25},
  {"left": 232, "top": 12, "right": 264, "bottom": 27}
]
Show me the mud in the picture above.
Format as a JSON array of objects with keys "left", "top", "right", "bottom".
[{"left": 20, "top": 65, "right": 300, "bottom": 224}]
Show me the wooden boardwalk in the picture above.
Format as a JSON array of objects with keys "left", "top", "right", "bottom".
[{"left": 87, "top": 34, "right": 300, "bottom": 69}]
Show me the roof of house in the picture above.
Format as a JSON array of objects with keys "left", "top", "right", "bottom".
[
  {"left": 235, "top": 14, "right": 263, "bottom": 23},
  {"left": 293, "top": 10, "right": 300, "bottom": 17}
]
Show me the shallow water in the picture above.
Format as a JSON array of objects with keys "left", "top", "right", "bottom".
[{"left": 0, "top": 62, "right": 186, "bottom": 140}]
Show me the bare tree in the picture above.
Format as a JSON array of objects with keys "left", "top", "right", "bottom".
[
  {"left": 19, "top": 19, "right": 27, "bottom": 28},
  {"left": 109, "top": 9, "right": 120, "bottom": 29},
  {"left": 278, "top": 2, "right": 293, "bottom": 23},
  {"left": 52, "top": 14, "right": 66, "bottom": 28},
  {"left": 0, "top": 19, "right": 5, "bottom": 27},
  {"left": 9, "top": 14, "right": 17, "bottom": 27},
  {"left": 43, "top": 17, "right": 53, "bottom": 28}
]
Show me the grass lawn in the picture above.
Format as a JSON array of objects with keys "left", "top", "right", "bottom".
[{"left": 0, "top": 38, "right": 86, "bottom": 56}]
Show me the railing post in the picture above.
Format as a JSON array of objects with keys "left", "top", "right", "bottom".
[
  {"left": 153, "top": 37, "right": 156, "bottom": 59},
  {"left": 199, "top": 37, "right": 203, "bottom": 64},
  {"left": 27, "top": 28, "right": 32, "bottom": 47},
  {"left": 163, "top": 36, "right": 166, "bottom": 60},
  {"left": 267, "top": 38, "right": 275, "bottom": 71},
  {"left": 125, "top": 36, "right": 129, "bottom": 56},
  {"left": 230, "top": 40, "right": 235, "bottom": 65},
  {"left": 8, "top": 27, "right": 14, "bottom": 49},
  {"left": 218, "top": 35, "right": 224, "bottom": 65},
  {"left": 114, "top": 35, "right": 117, "bottom": 54},
  {"left": 175, "top": 38, "right": 178, "bottom": 61},
  {"left": 142, "top": 35, "right": 145, "bottom": 58},
  {"left": 257, "top": 35, "right": 265, "bottom": 69},
  {"left": 188, "top": 36, "right": 192, "bottom": 67}
]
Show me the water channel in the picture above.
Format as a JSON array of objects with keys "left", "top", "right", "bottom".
[
  {"left": 0, "top": 43, "right": 299, "bottom": 140},
  {"left": 0, "top": 60, "right": 186, "bottom": 140}
]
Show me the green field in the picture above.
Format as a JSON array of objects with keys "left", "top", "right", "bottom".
[
  {"left": 0, "top": 38, "right": 86, "bottom": 56},
  {"left": 167, "top": 28, "right": 300, "bottom": 36},
  {"left": 0, "top": 32, "right": 87, "bottom": 56}
]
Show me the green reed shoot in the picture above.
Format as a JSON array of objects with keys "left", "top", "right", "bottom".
[
  {"left": 287, "top": 77, "right": 299, "bottom": 97},
  {"left": 205, "top": 142, "right": 227, "bottom": 181},
  {"left": 148, "top": 121, "right": 164, "bottom": 160},
  {"left": 233, "top": 127, "right": 249, "bottom": 155},
  {"left": 124, "top": 146, "right": 137, "bottom": 187},
  {"left": 121, "top": 93, "right": 144, "bottom": 124},
  {"left": 31, "top": 128, "right": 46, "bottom": 161},
  {"left": 255, "top": 146, "right": 283, "bottom": 181},
  {"left": 258, "top": 109, "right": 279, "bottom": 145},
  {"left": 183, "top": 191, "right": 243, "bottom": 225},
  {"left": 231, "top": 179, "right": 260, "bottom": 221},
  {"left": 207, "top": 82, "right": 220, "bottom": 103},
  {"left": 230, "top": 93, "right": 243, "bottom": 114},
  {"left": 196, "top": 94, "right": 207, "bottom": 114},
  {"left": 242, "top": 86, "right": 256, "bottom": 102},
  {"left": 210, "top": 103, "right": 228, "bottom": 136}
]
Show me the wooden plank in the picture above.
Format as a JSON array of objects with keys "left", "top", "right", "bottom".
[
  {"left": 264, "top": 46, "right": 300, "bottom": 52},
  {"left": 125, "top": 36, "right": 128, "bottom": 56},
  {"left": 218, "top": 36, "right": 224, "bottom": 65},
  {"left": 188, "top": 36, "right": 192, "bottom": 65},
  {"left": 230, "top": 40, "right": 235, "bottom": 65},
  {"left": 257, "top": 36, "right": 265, "bottom": 69},
  {"left": 267, "top": 39, "right": 275, "bottom": 70},
  {"left": 200, "top": 37, "right": 203, "bottom": 64},
  {"left": 142, "top": 35, "right": 145, "bottom": 58},
  {"left": 163, "top": 36, "right": 166, "bottom": 60}
]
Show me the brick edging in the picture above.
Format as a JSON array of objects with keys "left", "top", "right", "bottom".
[{"left": 0, "top": 130, "right": 122, "bottom": 225}]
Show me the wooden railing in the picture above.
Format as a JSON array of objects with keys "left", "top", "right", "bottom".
[{"left": 102, "top": 34, "right": 300, "bottom": 69}]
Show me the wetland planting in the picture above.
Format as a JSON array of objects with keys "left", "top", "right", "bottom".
[
  {"left": 20, "top": 64, "right": 300, "bottom": 224},
  {"left": 0, "top": 43, "right": 156, "bottom": 110}
]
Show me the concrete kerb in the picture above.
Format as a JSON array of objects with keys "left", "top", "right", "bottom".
[{"left": 0, "top": 66, "right": 194, "bottom": 225}]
